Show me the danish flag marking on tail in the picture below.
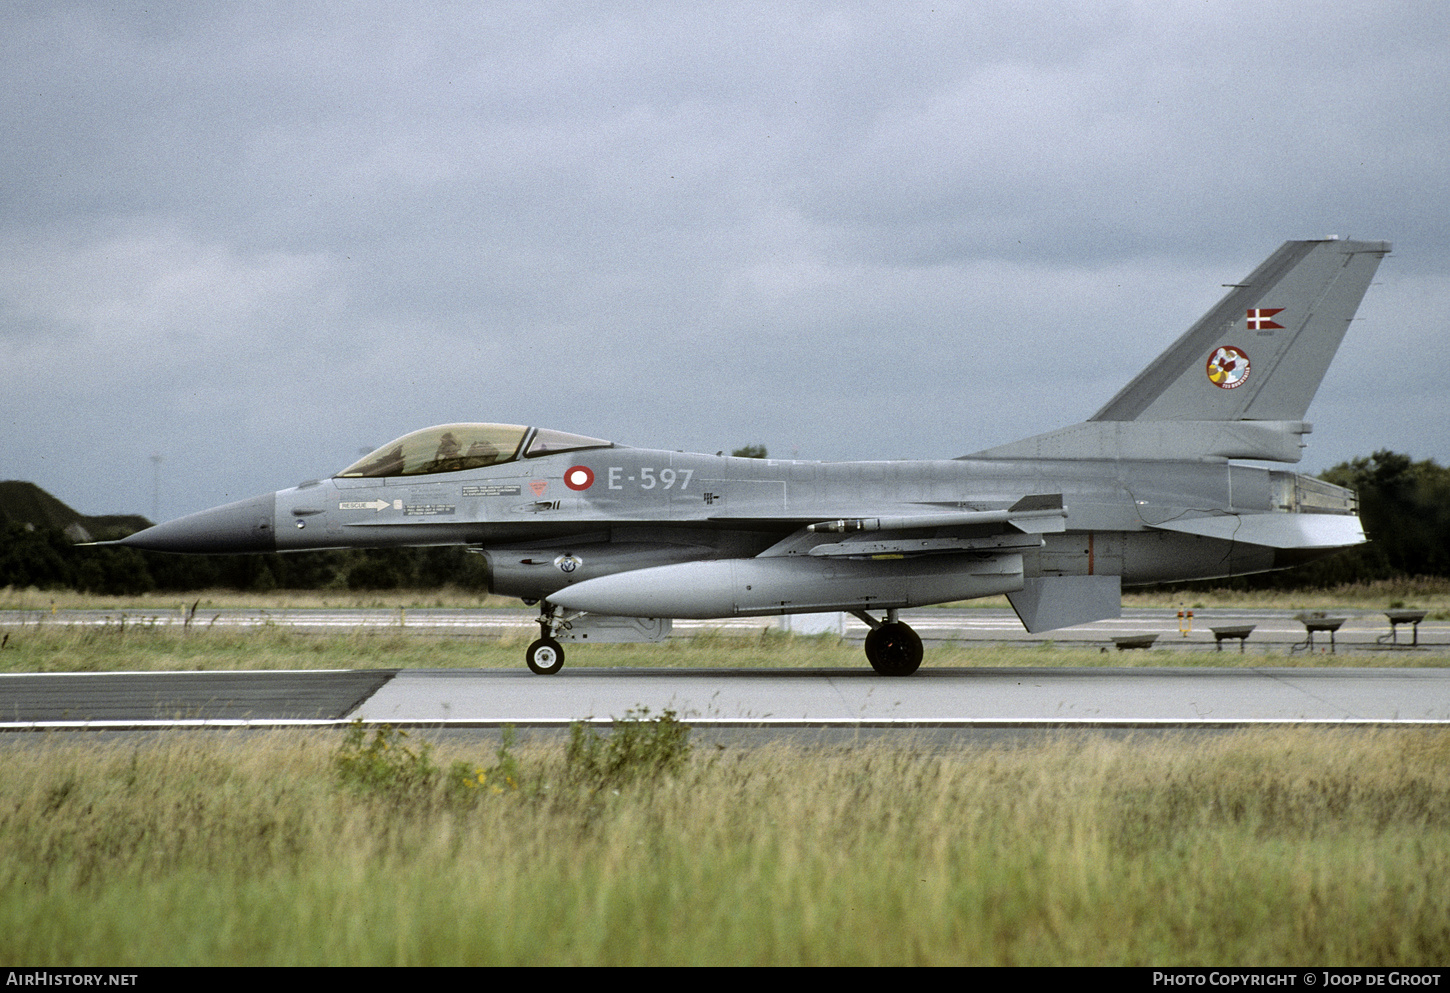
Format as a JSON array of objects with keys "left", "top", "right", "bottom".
[{"left": 1247, "top": 307, "right": 1284, "bottom": 330}]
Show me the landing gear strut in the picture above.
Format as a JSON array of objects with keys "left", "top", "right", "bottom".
[
  {"left": 854, "top": 609, "right": 923, "bottom": 676},
  {"left": 526, "top": 602, "right": 566, "bottom": 675}
]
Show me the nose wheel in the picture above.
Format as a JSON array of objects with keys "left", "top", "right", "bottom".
[
  {"left": 526, "top": 637, "right": 565, "bottom": 675},
  {"left": 526, "top": 603, "right": 567, "bottom": 674}
]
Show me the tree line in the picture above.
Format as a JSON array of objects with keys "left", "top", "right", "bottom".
[
  {"left": 2, "top": 450, "right": 1446, "bottom": 597},
  {"left": 1227, "top": 449, "right": 1450, "bottom": 589},
  {"left": 0, "top": 526, "right": 492, "bottom": 597}
]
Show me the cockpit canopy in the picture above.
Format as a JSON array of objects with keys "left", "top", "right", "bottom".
[{"left": 336, "top": 424, "right": 613, "bottom": 478}]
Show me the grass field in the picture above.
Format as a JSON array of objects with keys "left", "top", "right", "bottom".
[
  {"left": 2, "top": 724, "right": 1447, "bottom": 965},
  {"left": 4, "top": 622, "right": 1450, "bottom": 673},
  {"left": 5, "top": 575, "right": 1450, "bottom": 615}
]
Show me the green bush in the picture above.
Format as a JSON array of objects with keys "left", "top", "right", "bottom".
[
  {"left": 447, "top": 725, "right": 525, "bottom": 798},
  {"left": 566, "top": 708, "right": 691, "bottom": 788},
  {"left": 333, "top": 722, "right": 438, "bottom": 797}
]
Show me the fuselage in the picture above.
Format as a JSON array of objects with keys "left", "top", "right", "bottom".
[{"left": 120, "top": 442, "right": 1361, "bottom": 608}]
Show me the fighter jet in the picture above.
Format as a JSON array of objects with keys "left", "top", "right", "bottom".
[{"left": 118, "top": 238, "right": 1390, "bottom": 675}]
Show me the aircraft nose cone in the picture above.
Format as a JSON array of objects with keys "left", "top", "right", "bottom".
[{"left": 119, "top": 492, "right": 278, "bottom": 553}]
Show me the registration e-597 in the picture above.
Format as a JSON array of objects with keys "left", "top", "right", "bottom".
[{"left": 606, "top": 467, "right": 693, "bottom": 490}]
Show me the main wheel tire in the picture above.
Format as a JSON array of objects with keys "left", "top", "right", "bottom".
[
  {"left": 864, "top": 622, "right": 923, "bottom": 676},
  {"left": 525, "top": 638, "right": 565, "bottom": 675}
]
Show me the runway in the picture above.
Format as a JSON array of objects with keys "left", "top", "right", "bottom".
[{"left": 4, "top": 666, "right": 1449, "bottom": 731}]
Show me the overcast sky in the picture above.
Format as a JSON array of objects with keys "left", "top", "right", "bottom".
[{"left": 3, "top": 1, "right": 1446, "bottom": 522}]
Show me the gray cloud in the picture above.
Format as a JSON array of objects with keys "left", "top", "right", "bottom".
[{"left": 3, "top": 1, "right": 1445, "bottom": 521}]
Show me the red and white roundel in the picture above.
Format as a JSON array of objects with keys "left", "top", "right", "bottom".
[
  {"left": 1207, "top": 345, "right": 1250, "bottom": 389},
  {"left": 564, "top": 465, "right": 595, "bottom": 490}
]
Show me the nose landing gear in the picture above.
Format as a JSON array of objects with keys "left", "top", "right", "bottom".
[{"left": 526, "top": 601, "right": 565, "bottom": 674}]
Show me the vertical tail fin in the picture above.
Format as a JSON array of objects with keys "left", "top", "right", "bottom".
[
  {"left": 1092, "top": 238, "right": 1390, "bottom": 422},
  {"left": 969, "top": 238, "right": 1390, "bottom": 463}
]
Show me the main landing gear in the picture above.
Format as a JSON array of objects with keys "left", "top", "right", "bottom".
[
  {"left": 853, "top": 609, "right": 924, "bottom": 676},
  {"left": 526, "top": 601, "right": 565, "bottom": 675}
]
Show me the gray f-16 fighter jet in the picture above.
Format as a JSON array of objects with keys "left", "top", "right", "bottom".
[{"left": 119, "top": 238, "right": 1390, "bottom": 675}]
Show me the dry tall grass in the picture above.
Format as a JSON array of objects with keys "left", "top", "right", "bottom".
[{"left": 2, "top": 727, "right": 1447, "bottom": 965}]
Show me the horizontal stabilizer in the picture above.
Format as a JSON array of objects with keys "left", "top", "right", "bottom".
[
  {"left": 1150, "top": 512, "right": 1365, "bottom": 550},
  {"left": 1007, "top": 575, "right": 1122, "bottom": 633}
]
